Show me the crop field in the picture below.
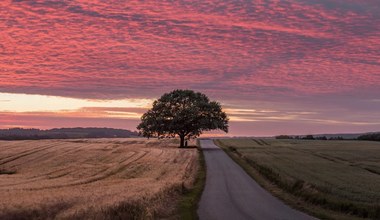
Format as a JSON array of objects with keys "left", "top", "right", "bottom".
[
  {"left": 0, "top": 138, "right": 199, "bottom": 219},
  {"left": 215, "top": 138, "right": 380, "bottom": 219}
]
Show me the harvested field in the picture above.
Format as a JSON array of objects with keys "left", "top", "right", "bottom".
[
  {"left": 0, "top": 138, "right": 199, "bottom": 219},
  {"left": 215, "top": 138, "right": 380, "bottom": 219}
]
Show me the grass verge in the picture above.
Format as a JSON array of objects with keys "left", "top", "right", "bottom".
[
  {"left": 214, "top": 139, "right": 373, "bottom": 220},
  {"left": 178, "top": 139, "right": 206, "bottom": 220}
]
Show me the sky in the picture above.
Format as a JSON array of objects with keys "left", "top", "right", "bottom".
[{"left": 0, "top": 0, "right": 379, "bottom": 136}]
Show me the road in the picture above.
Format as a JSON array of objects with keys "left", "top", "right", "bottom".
[{"left": 197, "top": 139, "right": 316, "bottom": 220}]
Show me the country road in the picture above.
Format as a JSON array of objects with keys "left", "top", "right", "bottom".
[{"left": 197, "top": 139, "right": 316, "bottom": 220}]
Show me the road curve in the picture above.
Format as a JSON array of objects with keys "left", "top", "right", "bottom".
[{"left": 197, "top": 139, "right": 316, "bottom": 220}]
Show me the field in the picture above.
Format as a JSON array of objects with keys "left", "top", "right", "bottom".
[
  {"left": 215, "top": 138, "right": 380, "bottom": 219},
  {"left": 0, "top": 138, "right": 199, "bottom": 219}
]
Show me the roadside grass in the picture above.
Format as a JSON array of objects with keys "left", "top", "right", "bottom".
[
  {"left": 214, "top": 138, "right": 380, "bottom": 220},
  {"left": 178, "top": 139, "right": 206, "bottom": 220}
]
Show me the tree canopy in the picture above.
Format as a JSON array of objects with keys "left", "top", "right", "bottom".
[{"left": 137, "top": 89, "right": 229, "bottom": 147}]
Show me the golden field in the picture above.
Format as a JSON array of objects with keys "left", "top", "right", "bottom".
[{"left": 0, "top": 138, "right": 199, "bottom": 219}]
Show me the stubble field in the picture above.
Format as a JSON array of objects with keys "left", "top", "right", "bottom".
[
  {"left": 215, "top": 138, "right": 380, "bottom": 219},
  {"left": 0, "top": 138, "right": 199, "bottom": 219}
]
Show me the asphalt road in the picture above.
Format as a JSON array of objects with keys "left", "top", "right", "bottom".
[{"left": 197, "top": 139, "right": 317, "bottom": 220}]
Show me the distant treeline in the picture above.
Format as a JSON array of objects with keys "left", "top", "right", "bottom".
[
  {"left": 0, "top": 128, "right": 139, "bottom": 140},
  {"left": 275, "top": 135, "right": 340, "bottom": 140},
  {"left": 357, "top": 133, "right": 380, "bottom": 141},
  {"left": 275, "top": 132, "right": 380, "bottom": 141}
]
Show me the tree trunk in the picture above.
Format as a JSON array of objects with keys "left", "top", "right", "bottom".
[{"left": 179, "top": 135, "right": 185, "bottom": 148}]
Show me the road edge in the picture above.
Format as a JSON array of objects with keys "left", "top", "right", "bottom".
[{"left": 179, "top": 139, "right": 207, "bottom": 220}]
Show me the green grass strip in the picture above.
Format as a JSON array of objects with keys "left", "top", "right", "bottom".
[{"left": 179, "top": 140, "right": 206, "bottom": 220}]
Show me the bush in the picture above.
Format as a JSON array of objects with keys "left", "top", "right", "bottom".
[{"left": 275, "top": 135, "right": 293, "bottom": 139}]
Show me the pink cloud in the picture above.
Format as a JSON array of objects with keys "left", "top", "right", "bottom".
[{"left": 0, "top": 0, "right": 379, "bottom": 134}]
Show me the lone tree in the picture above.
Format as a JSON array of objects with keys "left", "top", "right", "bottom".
[{"left": 137, "top": 89, "right": 229, "bottom": 147}]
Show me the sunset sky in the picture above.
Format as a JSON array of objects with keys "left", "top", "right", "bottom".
[{"left": 1, "top": 0, "right": 379, "bottom": 136}]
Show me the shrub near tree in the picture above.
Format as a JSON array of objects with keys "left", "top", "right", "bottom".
[{"left": 137, "top": 90, "right": 229, "bottom": 148}]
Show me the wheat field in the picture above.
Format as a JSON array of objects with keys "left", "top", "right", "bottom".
[
  {"left": 0, "top": 138, "right": 199, "bottom": 219},
  {"left": 215, "top": 138, "right": 380, "bottom": 219}
]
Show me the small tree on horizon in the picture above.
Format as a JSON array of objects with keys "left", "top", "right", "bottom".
[{"left": 137, "top": 89, "right": 229, "bottom": 147}]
